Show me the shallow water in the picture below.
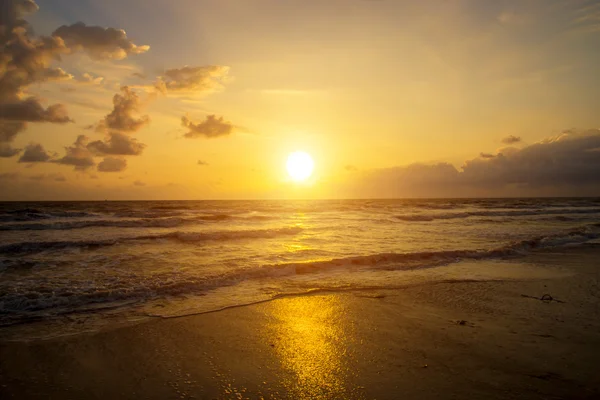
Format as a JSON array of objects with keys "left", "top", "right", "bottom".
[{"left": 1, "top": 198, "right": 599, "bottom": 329}]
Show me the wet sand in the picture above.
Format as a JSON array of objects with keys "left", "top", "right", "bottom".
[{"left": 1, "top": 248, "right": 600, "bottom": 399}]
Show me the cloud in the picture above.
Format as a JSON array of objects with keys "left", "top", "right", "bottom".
[
  {"left": 133, "top": 180, "right": 145, "bottom": 186},
  {"left": 501, "top": 135, "right": 521, "bottom": 144},
  {"left": 18, "top": 143, "right": 53, "bottom": 163},
  {"left": 0, "top": 121, "right": 26, "bottom": 142},
  {"left": 479, "top": 152, "right": 495, "bottom": 159},
  {"left": 182, "top": 115, "right": 233, "bottom": 139},
  {"left": 53, "top": 135, "right": 95, "bottom": 170},
  {"left": 52, "top": 22, "right": 150, "bottom": 60},
  {"left": 87, "top": 132, "right": 146, "bottom": 156},
  {"left": 462, "top": 129, "right": 600, "bottom": 186},
  {"left": 77, "top": 73, "right": 104, "bottom": 85},
  {"left": 98, "top": 157, "right": 127, "bottom": 172},
  {"left": 0, "top": 172, "right": 20, "bottom": 180},
  {"left": 344, "top": 164, "right": 359, "bottom": 172},
  {"left": 197, "top": 160, "right": 209, "bottom": 166},
  {"left": 0, "top": 98, "right": 73, "bottom": 123},
  {"left": 0, "top": 1, "right": 149, "bottom": 146},
  {"left": 0, "top": 143, "right": 21, "bottom": 157},
  {"left": 1, "top": 1, "right": 72, "bottom": 138},
  {"left": 350, "top": 129, "right": 600, "bottom": 197},
  {"left": 156, "top": 65, "right": 230, "bottom": 94},
  {"left": 0, "top": 0, "right": 39, "bottom": 27},
  {"left": 95, "top": 86, "right": 149, "bottom": 132},
  {"left": 0, "top": 120, "right": 24, "bottom": 156},
  {"left": 28, "top": 173, "right": 66, "bottom": 182}
]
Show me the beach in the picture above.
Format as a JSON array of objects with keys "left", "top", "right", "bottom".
[
  {"left": 2, "top": 0, "right": 600, "bottom": 397},
  {"left": 2, "top": 246, "right": 599, "bottom": 400}
]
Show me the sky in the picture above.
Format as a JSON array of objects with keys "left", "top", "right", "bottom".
[{"left": 1, "top": 0, "right": 599, "bottom": 200}]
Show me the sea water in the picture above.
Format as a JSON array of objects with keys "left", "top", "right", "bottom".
[{"left": 1, "top": 198, "right": 599, "bottom": 333}]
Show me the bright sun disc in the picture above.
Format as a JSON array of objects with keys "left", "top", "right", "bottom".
[{"left": 286, "top": 151, "right": 314, "bottom": 182}]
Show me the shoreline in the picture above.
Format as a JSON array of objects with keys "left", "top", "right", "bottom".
[{"left": 2, "top": 247, "right": 600, "bottom": 399}]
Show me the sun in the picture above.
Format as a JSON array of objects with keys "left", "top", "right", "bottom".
[{"left": 286, "top": 151, "right": 314, "bottom": 182}]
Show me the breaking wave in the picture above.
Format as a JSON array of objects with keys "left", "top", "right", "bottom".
[
  {"left": 0, "top": 213, "right": 278, "bottom": 231},
  {"left": 0, "top": 226, "right": 304, "bottom": 255},
  {"left": 0, "top": 209, "right": 100, "bottom": 222},
  {"left": 395, "top": 208, "right": 600, "bottom": 222},
  {"left": 1, "top": 223, "right": 599, "bottom": 324}
]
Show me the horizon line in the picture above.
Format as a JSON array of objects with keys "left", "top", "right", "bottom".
[{"left": 1, "top": 196, "right": 599, "bottom": 202}]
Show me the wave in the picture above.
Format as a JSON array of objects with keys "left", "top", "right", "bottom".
[
  {"left": 395, "top": 208, "right": 600, "bottom": 222},
  {"left": 0, "top": 226, "right": 304, "bottom": 255},
  {"left": 1, "top": 223, "right": 598, "bottom": 323},
  {"left": 0, "top": 209, "right": 100, "bottom": 222},
  {"left": 0, "top": 213, "right": 277, "bottom": 231}
]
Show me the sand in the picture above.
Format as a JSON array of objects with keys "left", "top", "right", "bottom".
[{"left": 1, "top": 247, "right": 600, "bottom": 399}]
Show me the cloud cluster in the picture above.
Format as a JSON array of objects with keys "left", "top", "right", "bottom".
[
  {"left": 92, "top": 86, "right": 150, "bottom": 132},
  {"left": 2, "top": 1, "right": 234, "bottom": 182},
  {"left": 156, "top": 66, "right": 230, "bottom": 94},
  {"left": 0, "top": 98, "right": 72, "bottom": 123},
  {"left": 88, "top": 132, "right": 146, "bottom": 156},
  {"left": 97, "top": 157, "right": 127, "bottom": 172},
  {"left": 46, "top": 130, "right": 146, "bottom": 172},
  {"left": 0, "top": 1, "right": 72, "bottom": 156},
  {"left": 52, "top": 22, "right": 149, "bottom": 60},
  {"left": 18, "top": 143, "right": 53, "bottom": 163},
  {"left": 353, "top": 129, "right": 600, "bottom": 197},
  {"left": 0, "top": 0, "right": 149, "bottom": 159},
  {"left": 182, "top": 115, "right": 233, "bottom": 139},
  {"left": 53, "top": 135, "right": 95, "bottom": 170}
]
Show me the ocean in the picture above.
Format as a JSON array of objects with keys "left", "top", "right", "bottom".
[{"left": 1, "top": 198, "right": 600, "bottom": 336}]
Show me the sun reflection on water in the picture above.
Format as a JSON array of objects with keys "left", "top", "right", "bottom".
[
  {"left": 267, "top": 295, "right": 359, "bottom": 399},
  {"left": 284, "top": 212, "right": 312, "bottom": 254}
]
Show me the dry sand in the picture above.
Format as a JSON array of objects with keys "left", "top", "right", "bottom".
[{"left": 1, "top": 247, "right": 600, "bottom": 399}]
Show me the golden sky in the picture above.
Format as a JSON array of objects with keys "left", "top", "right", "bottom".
[{"left": 1, "top": 0, "right": 600, "bottom": 200}]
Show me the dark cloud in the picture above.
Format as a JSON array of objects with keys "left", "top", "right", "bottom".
[
  {"left": 133, "top": 180, "right": 145, "bottom": 186},
  {"left": 18, "top": 142, "right": 53, "bottom": 163},
  {"left": 0, "top": 1, "right": 148, "bottom": 146},
  {"left": 462, "top": 130, "right": 600, "bottom": 186},
  {"left": 0, "top": 0, "right": 39, "bottom": 28},
  {"left": 0, "top": 143, "right": 21, "bottom": 157},
  {"left": 479, "top": 152, "right": 495, "bottom": 159},
  {"left": 197, "top": 160, "right": 209, "bottom": 166},
  {"left": 0, "top": 120, "right": 24, "bottom": 156},
  {"left": 351, "top": 129, "right": 600, "bottom": 197},
  {"left": 182, "top": 115, "right": 233, "bottom": 139},
  {"left": 53, "top": 135, "right": 95, "bottom": 170},
  {"left": 0, "top": 121, "right": 26, "bottom": 142},
  {"left": 88, "top": 132, "right": 146, "bottom": 156},
  {"left": 156, "top": 66, "right": 229, "bottom": 93},
  {"left": 502, "top": 135, "right": 522, "bottom": 144},
  {"left": 0, "top": 98, "right": 73, "bottom": 123},
  {"left": 1, "top": 1, "right": 72, "bottom": 137},
  {"left": 95, "top": 86, "right": 149, "bottom": 132},
  {"left": 98, "top": 157, "right": 127, "bottom": 172},
  {"left": 52, "top": 22, "right": 150, "bottom": 60}
]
